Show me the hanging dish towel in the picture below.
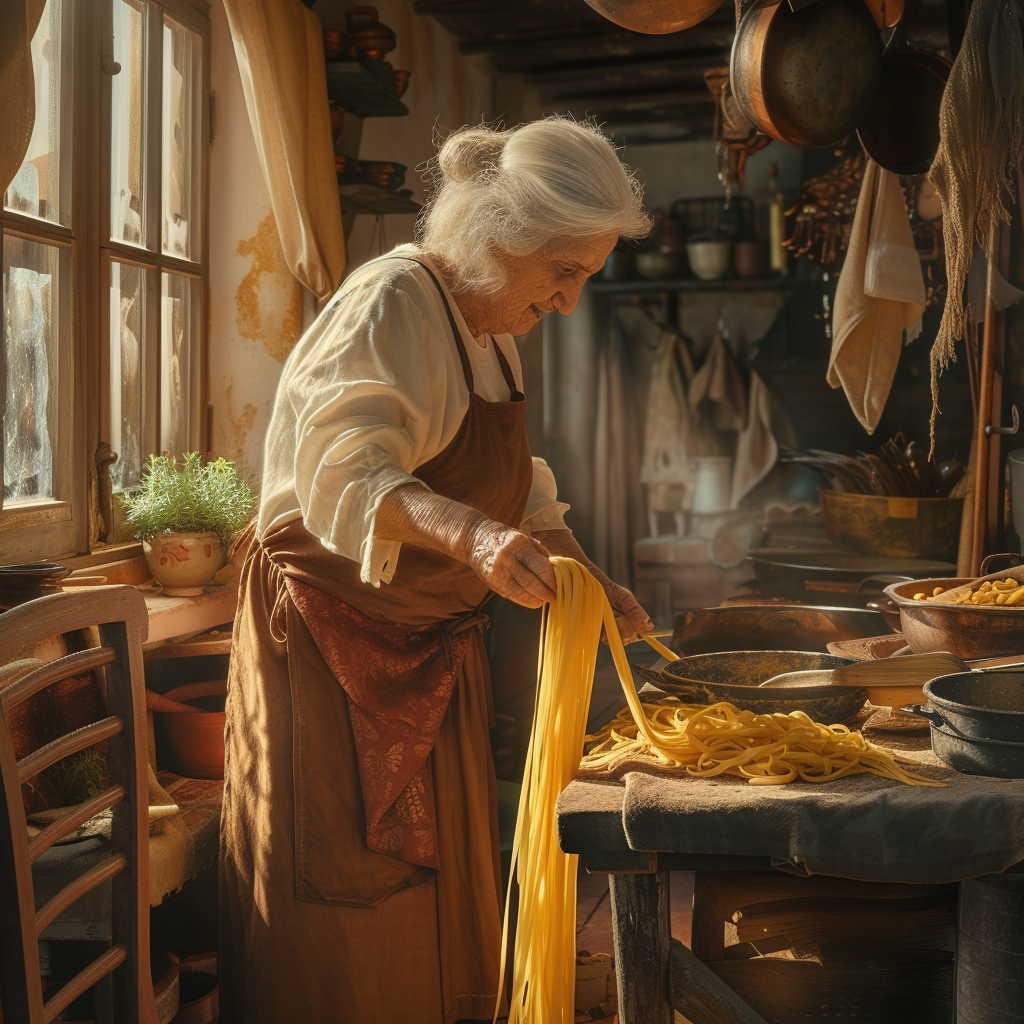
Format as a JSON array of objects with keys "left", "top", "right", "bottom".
[
  {"left": 640, "top": 328, "right": 696, "bottom": 533},
  {"left": 731, "top": 370, "right": 779, "bottom": 507},
  {"left": 687, "top": 321, "right": 747, "bottom": 449},
  {"left": 828, "top": 158, "right": 926, "bottom": 433}
]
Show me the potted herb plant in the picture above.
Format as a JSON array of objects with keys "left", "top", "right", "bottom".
[{"left": 120, "top": 452, "right": 256, "bottom": 596}]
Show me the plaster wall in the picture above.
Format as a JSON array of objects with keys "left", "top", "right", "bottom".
[
  {"left": 206, "top": 0, "right": 306, "bottom": 485},
  {"left": 205, "top": 0, "right": 512, "bottom": 486}
]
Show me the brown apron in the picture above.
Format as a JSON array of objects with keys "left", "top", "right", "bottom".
[{"left": 220, "top": 259, "right": 532, "bottom": 1024}]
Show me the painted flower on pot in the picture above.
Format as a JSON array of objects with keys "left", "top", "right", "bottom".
[{"left": 119, "top": 453, "right": 256, "bottom": 596}]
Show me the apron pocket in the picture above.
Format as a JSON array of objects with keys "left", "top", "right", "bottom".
[{"left": 286, "top": 602, "right": 433, "bottom": 907}]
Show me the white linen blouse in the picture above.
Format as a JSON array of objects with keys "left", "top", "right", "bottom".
[{"left": 257, "top": 245, "right": 569, "bottom": 587}]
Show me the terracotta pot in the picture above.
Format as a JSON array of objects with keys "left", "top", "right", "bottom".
[
  {"left": 157, "top": 681, "right": 227, "bottom": 780},
  {"left": 392, "top": 69, "right": 411, "bottom": 97},
  {"left": 143, "top": 531, "right": 225, "bottom": 597},
  {"left": 734, "top": 239, "right": 768, "bottom": 278},
  {"left": 345, "top": 6, "right": 396, "bottom": 61},
  {"left": 323, "top": 28, "right": 344, "bottom": 60}
]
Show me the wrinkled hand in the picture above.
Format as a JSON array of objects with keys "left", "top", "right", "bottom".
[
  {"left": 468, "top": 523, "right": 557, "bottom": 609},
  {"left": 601, "top": 577, "right": 653, "bottom": 645}
]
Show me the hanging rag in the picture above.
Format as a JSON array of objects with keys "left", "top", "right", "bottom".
[
  {"left": 928, "top": 0, "right": 1024, "bottom": 429},
  {"left": 828, "top": 158, "right": 926, "bottom": 433},
  {"left": 687, "top": 321, "right": 747, "bottom": 452},
  {"left": 593, "top": 319, "right": 645, "bottom": 585},
  {"left": 639, "top": 328, "right": 696, "bottom": 533},
  {"left": 731, "top": 370, "right": 779, "bottom": 507}
]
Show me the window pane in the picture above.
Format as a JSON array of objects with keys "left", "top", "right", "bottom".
[
  {"left": 4, "top": 0, "right": 70, "bottom": 226},
  {"left": 110, "top": 0, "right": 147, "bottom": 246},
  {"left": 3, "top": 236, "right": 62, "bottom": 503},
  {"left": 109, "top": 261, "right": 147, "bottom": 491},
  {"left": 162, "top": 20, "right": 202, "bottom": 260},
  {"left": 160, "top": 273, "right": 199, "bottom": 456}
]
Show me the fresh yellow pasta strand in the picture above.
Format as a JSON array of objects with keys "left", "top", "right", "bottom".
[{"left": 498, "top": 558, "right": 946, "bottom": 1024}]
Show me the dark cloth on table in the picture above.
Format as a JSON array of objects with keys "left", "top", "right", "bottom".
[{"left": 559, "top": 735, "right": 1024, "bottom": 884}]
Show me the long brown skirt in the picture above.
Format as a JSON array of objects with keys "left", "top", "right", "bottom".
[{"left": 219, "top": 540, "right": 503, "bottom": 1024}]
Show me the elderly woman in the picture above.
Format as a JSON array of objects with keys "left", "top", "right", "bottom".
[{"left": 220, "top": 118, "right": 652, "bottom": 1024}]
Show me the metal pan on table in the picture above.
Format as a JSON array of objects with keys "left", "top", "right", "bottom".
[
  {"left": 636, "top": 650, "right": 868, "bottom": 723},
  {"left": 671, "top": 604, "right": 894, "bottom": 656},
  {"left": 904, "top": 670, "right": 1024, "bottom": 777}
]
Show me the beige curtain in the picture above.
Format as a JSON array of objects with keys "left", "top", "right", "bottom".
[
  {"left": 0, "top": 0, "right": 46, "bottom": 195},
  {"left": 222, "top": 0, "right": 345, "bottom": 301}
]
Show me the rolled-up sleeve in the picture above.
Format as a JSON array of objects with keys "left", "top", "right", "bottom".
[
  {"left": 281, "top": 281, "right": 447, "bottom": 585},
  {"left": 521, "top": 457, "right": 570, "bottom": 533}
]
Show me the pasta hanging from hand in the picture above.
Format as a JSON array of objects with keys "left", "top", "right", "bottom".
[{"left": 497, "top": 557, "right": 943, "bottom": 1024}]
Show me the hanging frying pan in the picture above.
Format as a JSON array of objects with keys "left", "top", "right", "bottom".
[
  {"left": 581, "top": 0, "right": 723, "bottom": 34},
  {"left": 856, "top": 48, "right": 951, "bottom": 175},
  {"left": 730, "top": 0, "right": 884, "bottom": 149}
]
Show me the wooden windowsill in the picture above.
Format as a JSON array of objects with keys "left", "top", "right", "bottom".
[{"left": 142, "top": 582, "right": 239, "bottom": 645}]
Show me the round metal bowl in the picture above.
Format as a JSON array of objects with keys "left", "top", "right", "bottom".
[
  {"left": 663, "top": 650, "right": 854, "bottom": 688},
  {"left": 883, "top": 579, "right": 1024, "bottom": 660},
  {"left": 656, "top": 651, "right": 864, "bottom": 722}
]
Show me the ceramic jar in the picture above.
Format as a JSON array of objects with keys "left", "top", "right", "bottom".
[{"left": 143, "top": 531, "right": 225, "bottom": 597}]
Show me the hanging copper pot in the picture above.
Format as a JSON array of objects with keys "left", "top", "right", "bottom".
[
  {"left": 856, "top": 48, "right": 951, "bottom": 175},
  {"left": 581, "top": 0, "right": 723, "bottom": 34},
  {"left": 730, "top": 0, "right": 883, "bottom": 149},
  {"left": 345, "top": 6, "right": 397, "bottom": 61}
]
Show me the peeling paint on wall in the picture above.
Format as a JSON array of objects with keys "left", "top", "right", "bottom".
[
  {"left": 220, "top": 380, "right": 260, "bottom": 476},
  {"left": 235, "top": 211, "right": 303, "bottom": 363}
]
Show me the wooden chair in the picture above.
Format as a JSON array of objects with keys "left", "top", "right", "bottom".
[{"left": 0, "top": 586, "right": 152, "bottom": 1024}]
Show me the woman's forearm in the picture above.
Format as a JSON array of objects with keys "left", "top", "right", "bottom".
[
  {"left": 375, "top": 483, "right": 490, "bottom": 564},
  {"left": 375, "top": 484, "right": 557, "bottom": 607}
]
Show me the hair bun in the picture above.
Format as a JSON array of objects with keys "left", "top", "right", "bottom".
[{"left": 437, "top": 127, "right": 508, "bottom": 183}]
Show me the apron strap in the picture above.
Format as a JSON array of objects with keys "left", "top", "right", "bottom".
[
  {"left": 492, "top": 341, "right": 526, "bottom": 403},
  {"left": 395, "top": 256, "right": 524, "bottom": 403},
  {"left": 396, "top": 257, "right": 476, "bottom": 394}
]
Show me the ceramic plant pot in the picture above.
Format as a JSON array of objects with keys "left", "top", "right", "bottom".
[{"left": 143, "top": 531, "right": 225, "bottom": 597}]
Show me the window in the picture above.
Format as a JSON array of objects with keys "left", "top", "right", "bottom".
[{"left": 1, "top": 0, "right": 209, "bottom": 562}]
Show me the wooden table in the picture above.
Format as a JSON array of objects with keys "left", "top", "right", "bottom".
[{"left": 556, "top": 775, "right": 1019, "bottom": 1024}]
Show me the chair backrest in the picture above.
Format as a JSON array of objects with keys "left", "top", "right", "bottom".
[{"left": 0, "top": 586, "right": 150, "bottom": 1024}]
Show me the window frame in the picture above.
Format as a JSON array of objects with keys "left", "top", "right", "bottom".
[{"left": 0, "top": 0, "right": 210, "bottom": 564}]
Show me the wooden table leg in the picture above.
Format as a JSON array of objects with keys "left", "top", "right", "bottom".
[{"left": 609, "top": 870, "right": 673, "bottom": 1024}]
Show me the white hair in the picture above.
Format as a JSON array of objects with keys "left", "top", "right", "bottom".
[{"left": 417, "top": 117, "right": 651, "bottom": 294}]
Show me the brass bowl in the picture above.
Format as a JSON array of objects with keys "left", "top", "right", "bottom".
[{"left": 819, "top": 489, "right": 963, "bottom": 562}]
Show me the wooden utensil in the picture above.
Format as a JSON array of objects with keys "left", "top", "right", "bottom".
[
  {"left": 762, "top": 652, "right": 1024, "bottom": 707},
  {"left": 927, "top": 565, "right": 1024, "bottom": 605},
  {"left": 761, "top": 651, "right": 970, "bottom": 689}
]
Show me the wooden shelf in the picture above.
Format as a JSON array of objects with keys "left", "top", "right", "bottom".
[
  {"left": 325, "top": 60, "right": 408, "bottom": 118},
  {"left": 338, "top": 183, "right": 421, "bottom": 217},
  {"left": 589, "top": 276, "right": 800, "bottom": 295}
]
